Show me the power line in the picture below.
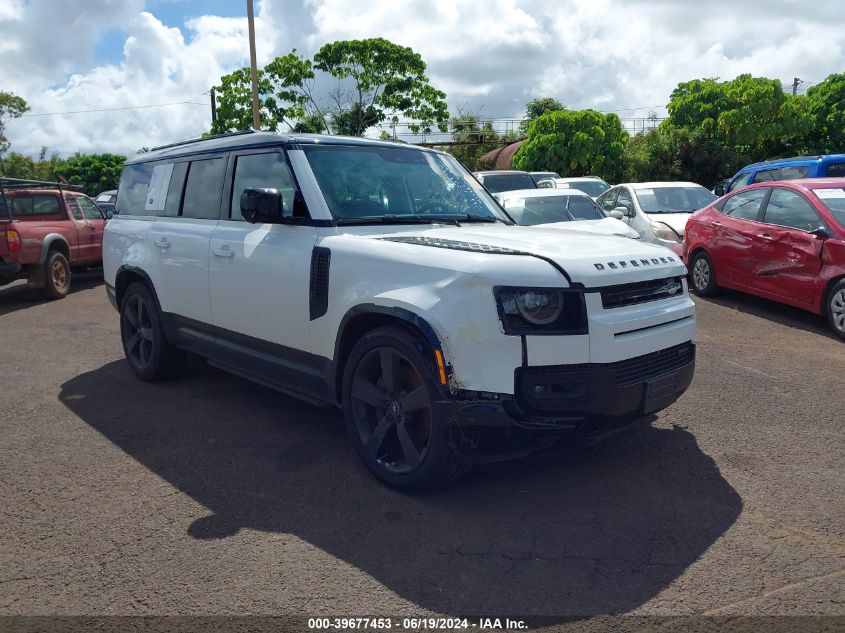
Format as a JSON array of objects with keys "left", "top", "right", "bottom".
[{"left": 20, "top": 101, "right": 208, "bottom": 117}]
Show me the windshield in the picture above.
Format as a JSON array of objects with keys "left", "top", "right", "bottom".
[
  {"left": 531, "top": 172, "right": 560, "bottom": 183},
  {"left": 480, "top": 173, "right": 537, "bottom": 193},
  {"left": 813, "top": 187, "right": 845, "bottom": 227},
  {"left": 634, "top": 186, "right": 717, "bottom": 213},
  {"left": 563, "top": 181, "right": 610, "bottom": 198},
  {"left": 502, "top": 194, "right": 604, "bottom": 226},
  {"left": 302, "top": 145, "right": 508, "bottom": 223}
]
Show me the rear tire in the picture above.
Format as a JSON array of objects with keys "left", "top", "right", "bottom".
[
  {"left": 120, "top": 282, "right": 185, "bottom": 381},
  {"left": 690, "top": 251, "right": 720, "bottom": 297},
  {"left": 825, "top": 279, "right": 845, "bottom": 340},
  {"left": 341, "top": 326, "right": 468, "bottom": 492},
  {"left": 43, "top": 251, "right": 70, "bottom": 299}
]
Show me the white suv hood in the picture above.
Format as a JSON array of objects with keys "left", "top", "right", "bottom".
[
  {"left": 362, "top": 224, "right": 686, "bottom": 286},
  {"left": 534, "top": 217, "right": 639, "bottom": 239}
]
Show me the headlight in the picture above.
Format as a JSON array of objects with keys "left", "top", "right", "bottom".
[
  {"left": 652, "top": 222, "right": 682, "bottom": 243},
  {"left": 494, "top": 287, "right": 587, "bottom": 335}
]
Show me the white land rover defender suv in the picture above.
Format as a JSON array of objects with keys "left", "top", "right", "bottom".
[{"left": 104, "top": 131, "right": 696, "bottom": 491}]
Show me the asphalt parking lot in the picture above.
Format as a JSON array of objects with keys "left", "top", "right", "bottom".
[{"left": 0, "top": 273, "right": 843, "bottom": 622}]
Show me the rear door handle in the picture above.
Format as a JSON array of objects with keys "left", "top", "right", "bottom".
[
  {"left": 153, "top": 238, "right": 170, "bottom": 249},
  {"left": 757, "top": 234, "right": 773, "bottom": 241},
  {"left": 212, "top": 245, "right": 234, "bottom": 258}
]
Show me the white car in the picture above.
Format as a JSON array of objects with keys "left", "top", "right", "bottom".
[
  {"left": 495, "top": 188, "right": 639, "bottom": 239},
  {"left": 551, "top": 176, "right": 611, "bottom": 199},
  {"left": 597, "top": 182, "right": 718, "bottom": 256},
  {"left": 104, "top": 132, "right": 696, "bottom": 491}
]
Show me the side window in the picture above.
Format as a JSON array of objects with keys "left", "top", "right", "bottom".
[
  {"left": 763, "top": 188, "right": 821, "bottom": 232},
  {"left": 616, "top": 188, "right": 633, "bottom": 211},
  {"left": 181, "top": 158, "right": 226, "bottom": 220},
  {"left": 10, "top": 195, "right": 62, "bottom": 217},
  {"left": 229, "top": 152, "right": 296, "bottom": 221},
  {"left": 116, "top": 163, "right": 154, "bottom": 215},
  {"left": 144, "top": 163, "right": 174, "bottom": 213},
  {"left": 728, "top": 173, "right": 751, "bottom": 191},
  {"left": 77, "top": 196, "right": 103, "bottom": 220},
  {"left": 161, "top": 162, "right": 188, "bottom": 217},
  {"left": 66, "top": 197, "right": 84, "bottom": 220},
  {"left": 825, "top": 162, "right": 845, "bottom": 177},
  {"left": 598, "top": 188, "right": 618, "bottom": 211},
  {"left": 754, "top": 168, "right": 780, "bottom": 182},
  {"left": 779, "top": 165, "right": 808, "bottom": 180},
  {"left": 721, "top": 188, "right": 767, "bottom": 221}
]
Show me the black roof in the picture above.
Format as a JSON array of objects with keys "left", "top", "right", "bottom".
[{"left": 127, "top": 130, "right": 439, "bottom": 164}]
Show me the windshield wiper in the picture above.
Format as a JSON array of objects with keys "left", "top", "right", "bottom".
[
  {"left": 453, "top": 213, "right": 500, "bottom": 223},
  {"left": 336, "top": 214, "right": 444, "bottom": 226}
]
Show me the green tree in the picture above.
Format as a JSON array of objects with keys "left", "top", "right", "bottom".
[
  {"left": 438, "top": 110, "right": 500, "bottom": 170},
  {"left": 513, "top": 109, "right": 628, "bottom": 183},
  {"left": 519, "top": 97, "right": 565, "bottom": 134},
  {"left": 211, "top": 67, "right": 286, "bottom": 134},
  {"left": 312, "top": 38, "right": 449, "bottom": 135},
  {"left": 2, "top": 152, "right": 36, "bottom": 179},
  {"left": 58, "top": 153, "right": 126, "bottom": 195},
  {"left": 804, "top": 72, "right": 845, "bottom": 153},
  {"left": 0, "top": 91, "right": 29, "bottom": 174}
]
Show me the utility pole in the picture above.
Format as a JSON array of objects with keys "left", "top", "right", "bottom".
[
  {"left": 792, "top": 77, "right": 800, "bottom": 96},
  {"left": 210, "top": 87, "right": 217, "bottom": 127},
  {"left": 246, "top": 0, "right": 261, "bottom": 130}
]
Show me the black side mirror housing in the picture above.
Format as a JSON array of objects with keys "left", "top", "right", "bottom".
[
  {"left": 810, "top": 226, "right": 831, "bottom": 239},
  {"left": 713, "top": 181, "right": 727, "bottom": 196},
  {"left": 240, "top": 188, "right": 306, "bottom": 224}
]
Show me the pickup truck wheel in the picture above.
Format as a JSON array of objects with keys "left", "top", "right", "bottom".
[
  {"left": 120, "top": 282, "right": 185, "bottom": 381},
  {"left": 825, "top": 280, "right": 845, "bottom": 340},
  {"left": 690, "top": 251, "right": 720, "bottom": 297},
  {"left": 342, "top": 326, "right": 468, "bottom": 492},
  {"left": 44, "top": 251, "right": 71, "bottom": 299}
]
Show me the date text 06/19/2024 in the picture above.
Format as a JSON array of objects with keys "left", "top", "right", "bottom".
[{"left": 306, "top": 617, "right": 529, "bottom": 630}]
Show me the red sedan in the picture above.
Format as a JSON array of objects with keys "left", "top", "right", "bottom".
[{"left": 683, "top": 178, "right": 845, "bottom": 339}]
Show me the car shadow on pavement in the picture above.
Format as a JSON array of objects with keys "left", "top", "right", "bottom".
[
  {"left": 700, "top": 289, "right": 835, "bottom": 339},
  {"left": 0, "top": 270, "right": 104, "bottom": 317},
  {"left": 60, "top": 360, "right": 742, "bottom": 618}
]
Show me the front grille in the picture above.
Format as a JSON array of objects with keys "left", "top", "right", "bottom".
[
  {"left": 613, "top": 342, "right": 694, "bottom": 386},
  {"left": 600, "top": 276, "right": 684, "bottom": 309}
]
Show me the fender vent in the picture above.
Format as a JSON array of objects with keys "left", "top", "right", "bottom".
[{"left": 309, "top": 247, "right": 331, "bottom": 320}]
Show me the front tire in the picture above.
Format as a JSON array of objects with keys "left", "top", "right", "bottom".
[
  {"left": 120, "top": 282, "right": 185, "bottom": 381},
  {"left": 825, "top": 279, "right": 845, "bottom": 340},
  {"left": 341, "top": 326, "right": 468, "bottom": 492},
  {"left": 43, "top": 251, "right": 70, "bottom": 299},
  {"left": 690, "top": 251, "right": 720, "bottom": 297}
]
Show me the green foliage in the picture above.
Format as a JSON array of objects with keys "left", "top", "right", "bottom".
[
  {"left": 210, "top": 67, "right": 285, "bottom": 134},
  {"left": 514, "top": 109, "right": 627, "bottom": 183},
  {"left": 438, "top": 110, "right": 501, "bottom": 170},
  {"left": 331, "top": 103, "right": 380, "bottom": 137},
  {"left": 314, "top": 38, "right": 449, "bottom": 135},
  {"left": 59, "top": 153, "right": 126, "bottom": 195},
  {"left": 291, "top": 110, "right": 328, "bottom": 134},
  {"left": 519, "top": 97, "right": 565, "bottom": 134},
  {"left": 804, "top": 73, "right": 845, "bottom": 153},
  {"left": 0, "top": 91, "right": 29, "bottom": 173}
]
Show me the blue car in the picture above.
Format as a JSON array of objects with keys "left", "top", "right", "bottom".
[{"left": 715, "top": 154, "right": 845, "bottom": 195}]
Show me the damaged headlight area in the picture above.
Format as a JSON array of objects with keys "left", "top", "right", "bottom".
[{"left": 494, "top": 287, "right": 588, "bottom": 335}]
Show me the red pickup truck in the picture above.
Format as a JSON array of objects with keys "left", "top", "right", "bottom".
[{"left": 0, "top": 178, "right": 107, "bottom": 298}]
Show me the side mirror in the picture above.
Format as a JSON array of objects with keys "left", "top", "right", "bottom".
[
  {"left": 810, "top": 226, "right": 831, "bottom": 239},
  {"left": 613, "top": 205, "right": 632, "bottom": 218},
  {"left": 240, "top": 188, "right": 306, "bottom": 224},
  {"left": 713, "top": 181, "right": 727, "bottom": 196},
  {"left": 608, "top": 209, "right": 624, "bottom": 220}
]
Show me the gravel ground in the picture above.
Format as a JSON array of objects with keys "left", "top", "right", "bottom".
[{"left": 0, "top": 273, "right": 842, "bottom": 623}]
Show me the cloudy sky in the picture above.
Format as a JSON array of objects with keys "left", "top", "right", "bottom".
[{"left": 1, "top": 0, "right": 844, "bottom": 158}]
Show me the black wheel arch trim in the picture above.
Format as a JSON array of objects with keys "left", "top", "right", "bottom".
[{"left": 115, "top": 265, "right": 165, "bottom": 320}]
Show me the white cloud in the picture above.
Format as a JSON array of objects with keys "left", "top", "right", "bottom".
[{"left": 2, "top": 0, "right": 844, "bottom": 157}]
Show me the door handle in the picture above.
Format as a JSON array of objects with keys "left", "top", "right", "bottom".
[
  {"left": 153, "top": 238, "right": 170, "bottom": 249},
  {"left": 212, "top": 246, "right": 234, "bottom": 258},
  {"left": 712, "top": 221, "right": 722, "bottom": 226},
  {"left": 756, "top": 234, "right": 773, "bottom": 241}
]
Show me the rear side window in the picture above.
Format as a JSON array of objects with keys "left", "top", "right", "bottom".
[
  {"left": 116, "top": 163, "right": 154, "bottom": 215},
  {"left": 721, "top": 188, "right": 767, "bottom": 220},
  {"left": 182, "top": 158, "right": 225, "bottom": 219},
  {"left": 763, "top": 188, "right": 821, "bottom": 232},
  {"left": 779, "top": 165, "right": 808, "bottom": 180},
  {"left": 9, "top": 195, "right": 62, "bottom": 217},
  {"left": 161, "top": 162, "right": 188, "bottom": 217},
  {"left": 825, "top": 162, "right": 845, "bottom": 177}
]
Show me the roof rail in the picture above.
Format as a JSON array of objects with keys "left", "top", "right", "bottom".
[
  {"left": 0, "top": 177, "right": 83, "bottom": 191},
  {"left": 148, "top": 129, "right": 258, "bottom": 153}
]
